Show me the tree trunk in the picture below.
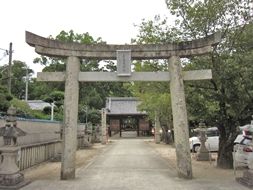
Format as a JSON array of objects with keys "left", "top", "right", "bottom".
[
  {"left": 216, "top": 98, "right": 235, "bottom": 169},
  {"left": 217, "top": 143, "right": 234, "bottom": 169},
  {"left": 161, "top": 125, "right": 169, "bottom": 144}
]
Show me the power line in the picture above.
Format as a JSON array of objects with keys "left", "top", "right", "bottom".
[
  {"left": 0, "top": 47, "right": 8, "bottom": 61},
  {"left": 0, "top": 48, "right": 8, "bottom": 55}
]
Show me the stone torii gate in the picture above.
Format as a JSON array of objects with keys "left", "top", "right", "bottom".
[{"left": 26, "top": 31, "right": 221, "bottom": 180}]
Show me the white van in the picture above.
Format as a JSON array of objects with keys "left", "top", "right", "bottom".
[{"left": 189, "top": 128, "right": 246, "bottom": 152}]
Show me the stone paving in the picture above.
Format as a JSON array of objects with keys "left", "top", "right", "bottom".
[{"left": 21, "top": 132, "right": 248, "bottom": 190}]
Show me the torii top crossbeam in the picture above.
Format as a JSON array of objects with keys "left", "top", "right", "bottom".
[{"left": 26, "top": 31, "right": 221, "bottom": 60}]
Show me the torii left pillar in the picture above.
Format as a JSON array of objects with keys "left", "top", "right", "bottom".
[{"left": 60, "top": 56, "right": 80, "bottom": 180}]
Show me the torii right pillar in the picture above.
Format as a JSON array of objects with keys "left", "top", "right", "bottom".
[{"left": 169, "top": 56, "right": 192, "bottom": 179}]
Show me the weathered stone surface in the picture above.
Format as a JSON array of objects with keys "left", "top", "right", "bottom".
[
  {"left": 0, "top": 127, "right": 26, "bottom": 137},
  {"left": 0, "top": 147, "right": 20, "bottom": 175},
  {"left": 0, "top": 173, "right": 24, "bottom": 186},
  {"left": 26, "top": 31, "right": 221, "bottom": 60},
  {"left": 195, "top": 129, "right": 215, "bottom": 161},
  {"left": 0, "top": 172, "right": 31, "bottom": 189},
  {"left": 195, "top": 151, "right": 215, "bottom": 161},
  {"left": 236, "top": 170, "right": 253, "bottom": 188},
  {"left": 155, "top": 116, "right": 161, "bottom": 144},
  {"left": 26, "top": 31, "right": 221, "bottom": 51},
  {"left": 101, "top": 108, "right": 106, "bottom": 145},
  {"left": 37, "top": 70, "right": 212, "bottom": 82},
  {"left": 60, "top": 56, "right": 79, "bottom": 180},
  {"left": 169, "top": 56, "right": 192, "bottom": 179},
  {"left": 35, "top": 45, "right": 213, "bottom": 60}
]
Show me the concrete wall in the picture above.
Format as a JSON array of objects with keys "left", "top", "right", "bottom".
[{"left": 0, "top": 118, "right": 85, "bottom": 146}]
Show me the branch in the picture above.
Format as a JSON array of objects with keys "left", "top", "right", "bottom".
[{"left": 188, "top": 83, "right": 216, "bottom": 90}]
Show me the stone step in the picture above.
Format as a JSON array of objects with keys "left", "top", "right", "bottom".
[{"left": 236, "top": 177, "right": 253, "bottom": 188}]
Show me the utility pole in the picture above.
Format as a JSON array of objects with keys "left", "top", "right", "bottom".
[
  {"left": 85, "top": 106, "right": 88, "bottom": 131},
  {"left": 25, "top": 70, "right": 28, "bottom": 101},
  {"left": 7, "top": 43, "right": 12, "bottom": 93},
  {"left": 51, "top": 102, "right": 54, "bottom": 121}
]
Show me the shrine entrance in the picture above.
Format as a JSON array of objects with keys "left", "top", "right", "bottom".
[
  {"left": 26, "top": 31, "right": 221, "bottom": 180},
  {"left": 106, "top": 97, "right": 151, "bottom": 137}
]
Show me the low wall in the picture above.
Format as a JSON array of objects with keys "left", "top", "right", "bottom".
[
  {"left": 0, "top": 118, "right": 85, "bottom": 146},
  {"left": 0, "top": 118, "right": 88, "bottom": 171}
]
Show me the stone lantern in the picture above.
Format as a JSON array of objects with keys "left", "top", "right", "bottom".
[
  {"left": 195, "top": 120, "right": 214, "bottom": 161},
  {"left": 0, "top": 106, "right": 30, "bottom": 189}
]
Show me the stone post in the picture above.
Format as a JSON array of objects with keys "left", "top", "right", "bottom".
[
  {"left": 51, "top": 123, "right": 63, "bottom": 162},
  {"left": 155, "top": 116, "right": 161, "bottom": 144},
  {"left": 169, "top": 56, "right": 193, "bottom": 179},
  {"left": 101, "top": 108, "right": 106, "bottom": 145},
  {"left": 61, "top": 56, "right": 80, "bottom": 180},
  {"left": 80, "top": 129, "right": 91, "bottom": 149},
  {"left": 195, "top": 120, "right": 214, "bottom": 161}
]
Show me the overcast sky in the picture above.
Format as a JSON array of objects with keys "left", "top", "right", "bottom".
[{"left": 0, "top": 0, "right": 173, "bottom": 75}]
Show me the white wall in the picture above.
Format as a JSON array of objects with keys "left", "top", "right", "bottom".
[{"left": 0, "top": 119, "right": 85, "bottom": 146}]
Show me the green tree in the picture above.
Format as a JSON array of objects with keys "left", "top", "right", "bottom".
[
  {"left": 125, "top": 59, "right": 173, "bottom": 143},
  {"left": 166, "top": 0, "right": 253, "bottom": 169},
  {"left": 128, "top": 0, "right": 252, "bottom": 169},
  {"left": 9, "top": 98, "right": 34, "bottom": 118},
  {"left": 32, "top": 30, "right": 132, "bottom": 123},
  {"left": 0, "top": 60, "right": 34, "bottom": 99},
  {"left": 42, "top": 91, "right": 64, "bottom": 121},
  {"left": 0, "top": 84, "right": 13, "bottom": 115}
]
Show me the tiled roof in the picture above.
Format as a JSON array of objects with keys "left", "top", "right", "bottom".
[
  {"left": 26, "top": 100, "right": 51, "bottom": 110},
  {"left": 105, "top": 97, "right": 146, "bottom": 116}
]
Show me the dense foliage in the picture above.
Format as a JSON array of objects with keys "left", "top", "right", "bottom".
[
  {"left": 128, "top": 0, "right": 253, "bottom": 168},
  {"left": 9, "top": 98, "right": 34, "bottom": 118},
  {"left": 32, "top": 30, "right": 131, "bottom": 123},
  {"left": 0, "top": 84, "right": 13, "bottom": 115},
  {"left": 0, "top": 31, "right": 132, "bottom": 122}
]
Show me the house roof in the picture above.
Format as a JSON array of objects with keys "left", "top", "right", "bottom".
[
  {"left": 26, "top": 100, "right": 51, "bottom": 110},
  {"left": 105, "top": 97, "right": 146, "bottom": 116}
]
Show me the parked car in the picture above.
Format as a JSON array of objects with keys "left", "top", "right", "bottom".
[
  {"left": 189, "top": 127, "right": 246, "bottom": 152},
  {"left": 234, "top": 135, "right": 253, "bottom": 168}
]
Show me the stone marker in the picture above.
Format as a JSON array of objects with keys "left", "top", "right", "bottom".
[
  {"left": 101, "top": 108, "right": 106, "bottom": 145},
  {"left": 155, "top": 116, "right": 161, "bottom": 144}
]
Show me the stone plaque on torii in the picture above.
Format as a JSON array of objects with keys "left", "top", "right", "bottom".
[{"left": 26, "top": 31, "right": 221, "bottom": 180}]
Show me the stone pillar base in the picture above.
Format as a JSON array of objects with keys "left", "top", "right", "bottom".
[
  {"left": 236, "top": 169, "right": 253, "bottom": 188},
  {"left": 195, "top": 152, "right": 215, "bottom": 161},
  {"left": 0, "top": 172, "right": 31, "bottom": 189},
  {"left": 80, "top": 139, "right": 92, "bottom": 149},
  {"left": 51, "top": 153, "right": 62, "bottom": 162},
  {"left": 95, "top": 136, "right": 101, "bottom": 143}
]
